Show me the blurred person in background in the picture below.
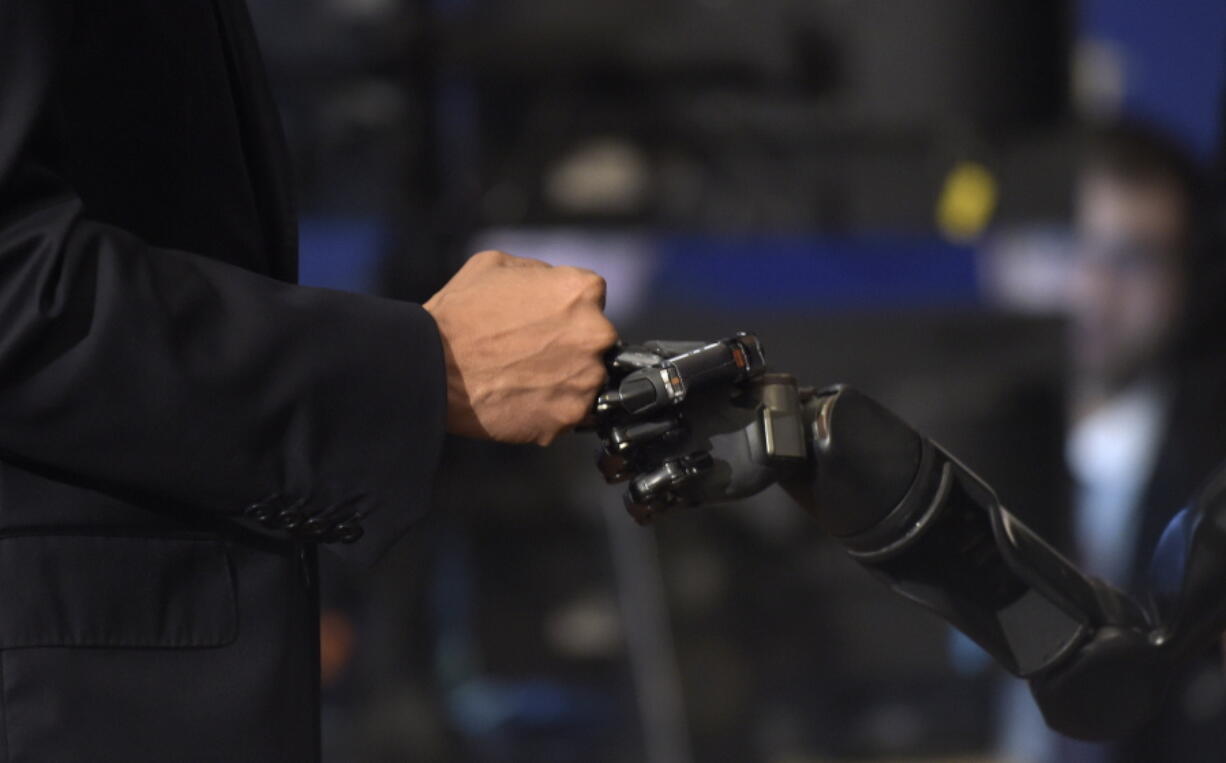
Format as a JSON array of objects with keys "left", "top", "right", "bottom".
[
  {"left": 1000, "top": 120, "right": 1226, "bottom": 763},
  {"left": 0, "top": 2, "right": 616, "bottom": 761},
  {"left": 1065, "top": 122, "right": 1224, "bottom": 591}
]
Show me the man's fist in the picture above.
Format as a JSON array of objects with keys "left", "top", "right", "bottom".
[{"left": 423, "top": 250, "right": 618, "bottom": 445}]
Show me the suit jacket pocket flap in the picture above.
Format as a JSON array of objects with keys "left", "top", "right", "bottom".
[{"left": 0, "top": 535, "right": 237, "bottom": 649}]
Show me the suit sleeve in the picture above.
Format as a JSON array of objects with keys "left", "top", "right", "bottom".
[{"left": 0, "top": 2, "right": 446, "bottom": 566}]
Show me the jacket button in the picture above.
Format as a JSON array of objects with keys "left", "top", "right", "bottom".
[
  {"left": 336, "top": 522, "right": 364, "bottom": 544},
  {"left": 277, "top": 508, "right": 304, "bottom": 530},
  {"left": 301, "top": 516, "right": 331, "bottom": 538},
  {"left": 246, "top": 507, "right": 275, "bottom": 525},
  {"left": 244, "top": 493, "right": 284, "bottom": 520}
]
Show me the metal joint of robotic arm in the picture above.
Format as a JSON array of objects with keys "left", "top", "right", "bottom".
[{"left": 590, "top": 332, "right": 1226, "bottom": 741}]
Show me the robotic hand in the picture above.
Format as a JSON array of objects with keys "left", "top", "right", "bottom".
[
  {"left": 591, "top": 332, "right": 1226, "bottom": 741},
  {"left": 592, "top": 332, "right": 806, "bottom": 522}
]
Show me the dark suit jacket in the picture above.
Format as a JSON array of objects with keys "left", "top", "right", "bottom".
[
  {"left": 1104, "top": 352, "right": 1226, "bottom": 763},
  {"left": 0, "top": 2, "right": 446, "bottom": 760}
]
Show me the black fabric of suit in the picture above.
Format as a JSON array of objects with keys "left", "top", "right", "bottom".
[
  {"left": 1096, "top": 357, "right": 1226, "bottom": 763},
  {"left": 0, "top": 2, "right": 446, "bottom": 760}
]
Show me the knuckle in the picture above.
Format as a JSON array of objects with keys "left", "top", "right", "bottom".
[
  {"left": 562, "top": 396, "right": 592, "bottom": 425},
  {"left": 595, "top": 319, "right": 618, "bottom": 347},
  {"left": 541, "top": 402, "right": 585, "bottom": 442},
  {"left": 570, "top": 405, "right": 592, "bottom": 427},
  {"left": 583, "top": 274, "right": 607, "bottom": 302},
  {"left": 501, "top": 251, "right": 541, "bottom": 267},
  {"left": 470, "top": 249, "right": 506, "bottom": 266},
  {"left": 568, "top": 266, "right": 602, "bottom": 287},
  {"left": 557, "top": 266, "right": 596, "bottom": 291},
  {"left": 584, "top": 364, "right": 608, "bottom": 389},
  {"left": 552, "top": 264, "right": 580, "bottom": 282},
  {"left": 581, "top": 317, "right": 617, "bottom": 349}
]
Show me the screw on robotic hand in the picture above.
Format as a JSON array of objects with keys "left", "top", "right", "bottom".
[{"left": 623, "top": 452, "right": 715, "bottom": 525}]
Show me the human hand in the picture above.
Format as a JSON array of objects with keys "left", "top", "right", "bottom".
[{"left": 423, "top": 250, "right": 618, "bottom": 445}]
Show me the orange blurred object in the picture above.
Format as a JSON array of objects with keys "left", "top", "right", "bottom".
[{"left": 319, "top": 610, "right": 356, "bottom": 688}]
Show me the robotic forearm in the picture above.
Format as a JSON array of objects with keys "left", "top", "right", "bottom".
[{"left": 591, "top": 333, "right": 1226, "bottom": 740}]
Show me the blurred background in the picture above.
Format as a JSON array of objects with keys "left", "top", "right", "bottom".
[{"left": 246, "top": 1, "right": 1226, "bottom": 761}]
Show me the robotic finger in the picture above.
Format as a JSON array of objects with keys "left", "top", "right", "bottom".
[{"left": 596, "top": 333, "right": 767, "bottom": 419}]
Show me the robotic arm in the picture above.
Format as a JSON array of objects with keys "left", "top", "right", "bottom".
[{"left": 591, "top": 332, "right": 1226, "bottom": 741}]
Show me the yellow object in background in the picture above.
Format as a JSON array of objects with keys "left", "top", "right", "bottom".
[{"left": 937, "top": 161, "right": 998, "bottom": 241}]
